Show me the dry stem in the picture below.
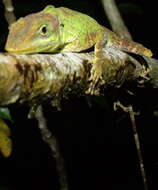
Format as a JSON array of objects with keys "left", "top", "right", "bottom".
[
  {"left": 101, "top": 0, "right": 132, "bottom": 39},
  {"left": 35, "top": 105, "right": 69, "bottom": 190},
  {"left": 2, "top": 0, "right": 16, "bottom": 25}
]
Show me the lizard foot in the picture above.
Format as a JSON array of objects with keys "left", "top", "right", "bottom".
[{"left": 86, "top": 63, "right": 105, "bottom": 95}]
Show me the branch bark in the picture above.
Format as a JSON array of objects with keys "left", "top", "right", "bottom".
[{"left": 0, "top": 50, "right": 148, "bottom": 107}]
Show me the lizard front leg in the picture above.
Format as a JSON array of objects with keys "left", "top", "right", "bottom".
[{"left": 86, "top": 33, "right": 109, "bottom": 95}]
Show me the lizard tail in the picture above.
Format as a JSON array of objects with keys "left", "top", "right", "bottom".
[{"left": 111, "top": 37, "right": 153, "bottom": 57}]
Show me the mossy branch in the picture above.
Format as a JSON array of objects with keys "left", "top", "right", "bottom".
[{"left": 0, "top": 49, "right": 151, "bottom": 107}]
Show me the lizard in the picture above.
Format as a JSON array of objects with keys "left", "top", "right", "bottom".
[{"left": 5, "top": 5, "right": 153, "bottom": 94}]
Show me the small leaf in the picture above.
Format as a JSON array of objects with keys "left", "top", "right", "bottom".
[
  {"left": 0, "top": 107, "right": 13, "bottom": 122},
  {"left": 0, "top": 119, "right": 12, "bottom": 157}
]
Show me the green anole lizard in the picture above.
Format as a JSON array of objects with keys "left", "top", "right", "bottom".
[{"left": 5, "top": 5, "right": 152, "bottom": 94}]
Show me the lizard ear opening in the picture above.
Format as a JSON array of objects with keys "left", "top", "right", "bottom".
[
  {"left": 43, "top": 5, "right": 56, "bottom": 13},
  {"left": 60, "top": 23, "right": 64, "bottom": 27}
]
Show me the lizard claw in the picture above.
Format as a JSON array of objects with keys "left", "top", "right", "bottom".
[{"left": 86, "top": 63, "right": 105, "bottom": 95}]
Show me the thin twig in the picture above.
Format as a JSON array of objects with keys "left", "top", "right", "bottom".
[
  {"left": 101, "top": 0, "right": 132, "bottom": 39},
  {"left": 128, "top": 106, "right": 148, "bottom": 190},
  {"left": 35, "top": 105, "right": 69, "bottom": 190},
  {"left": 102, "top": 0, "right": 149, "bottom": 189},
  {"left": 2, "top": 0, "right": 16, "bottom": 25},
  {"left": 114, "top": 101, "right": 148, "bottom": 190}
]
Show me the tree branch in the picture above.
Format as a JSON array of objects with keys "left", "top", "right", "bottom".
[{"left": 0, "top": 50, "right": 148, "bottom": 107}]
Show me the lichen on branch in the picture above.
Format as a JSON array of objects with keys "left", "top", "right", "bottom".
[{"left": 0, "top": 49, "right": 149, "bottom": 107}]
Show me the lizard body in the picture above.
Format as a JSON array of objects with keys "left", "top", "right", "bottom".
[{"left": 5, "top": 5, "right": 152, "bottom": 93}]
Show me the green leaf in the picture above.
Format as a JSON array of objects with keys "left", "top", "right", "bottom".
[
  {"left": 0, "top": 107, "right": 13, "bottom": 122},
  {"left": 0, "top": 119, "right": 12, "bottom": 157}
]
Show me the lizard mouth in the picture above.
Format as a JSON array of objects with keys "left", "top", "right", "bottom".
[
  {"left": 5, "top": 43, "right": 60, "bottom": 54},
  {"left": 5, "top": 44, "right": 36, "bottom": 54},
  {"left": 5, "top": 48, "right": 35, "bottom": 54}
]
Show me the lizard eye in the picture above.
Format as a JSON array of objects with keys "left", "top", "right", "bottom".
[{"left": 39, "top": 25, "right": 48, "bottom": 36}]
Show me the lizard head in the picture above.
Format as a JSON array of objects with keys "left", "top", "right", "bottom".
[{"left": 5, "top": 6, "right": 63, "bottom": 54}]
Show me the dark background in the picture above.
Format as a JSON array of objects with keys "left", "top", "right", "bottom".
[{"left": 0, "top": 0, "right": 158, "bottom": 190}]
